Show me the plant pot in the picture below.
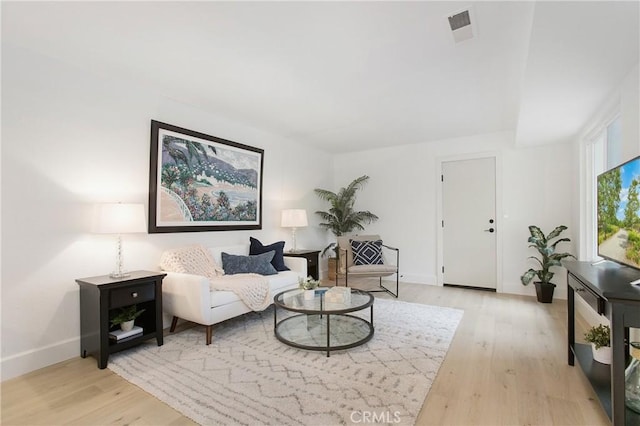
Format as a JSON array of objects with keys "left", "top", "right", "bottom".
[
  {"left": 121, "top": 320, "right": 135, "bottom": 332},
  {"left": 534, "top": 282, "right": 555, "bottom": 303},
  {"left": 328, "top": 258, "right": 337, "bottom": 281},
  {"left": 304, "top": 289, "right": 315, "bottom": 300},
  {"left": 591, "top": 343, "right": 612, "bottom": 364}
]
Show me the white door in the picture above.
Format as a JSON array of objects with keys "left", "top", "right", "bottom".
[{"left": 442, "top": 157, "right": 497, "bottom": 289}]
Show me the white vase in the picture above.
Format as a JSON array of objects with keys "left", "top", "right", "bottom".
[
  {"left": 304, "top": 289, "right": 315, "bottom": 300},
  {"left": 121, "top": 320, "right": 135, "bottom": 332},
  {"left": 591, "top": 343, "right": 612, "bottom": 364}
]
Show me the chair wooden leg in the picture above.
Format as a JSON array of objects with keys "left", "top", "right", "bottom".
[
  {"left": 170, "top": 316, "right": 179, "bottom": 332},
  {"left": 206, "top": 325, "right": 213, "bottom": 345}
]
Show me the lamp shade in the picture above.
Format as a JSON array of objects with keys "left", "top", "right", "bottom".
[
  {"left": 93, "top": 203, "right": 146, "bottom": 234},
  {"left": 281, "top": 209, "right": 308, "bottom": 228}
]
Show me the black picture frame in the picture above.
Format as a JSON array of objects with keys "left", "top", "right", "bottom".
[{"left": 148, "top": 120, "right": 263, "bottom": 233}]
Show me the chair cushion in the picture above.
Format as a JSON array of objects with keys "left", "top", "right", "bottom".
[
  {"left": 347, "top": 264, "right": 397, "bottom": 274},
  {"left": 221, "top": 251, "right": 278, "bottom": 275},
  {"left": 249, "top": 237, "right": 290, "bottom": 271},
  {"left": 159, "top": 244, "right": 223, "bottom": 279},
  {"left": 350, "top": 239, "right": 384, "bottom": 265}
]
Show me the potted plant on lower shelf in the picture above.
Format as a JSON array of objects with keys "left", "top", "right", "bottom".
[
  {"left": 584, "top": 324, "right": 611, "bottom": 364},
  {"left": 521, "top": 225, "right": 575, "bottom": 303},
  {"left": 110, "top": 305, "right": 145, "bottom": 331}
]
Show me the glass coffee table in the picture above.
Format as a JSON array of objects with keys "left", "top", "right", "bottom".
[{"left": 273, "top": 287, "right": 374, "bottom": 357}]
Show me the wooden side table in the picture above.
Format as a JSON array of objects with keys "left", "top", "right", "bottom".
[
  {"left": 76, "top": 270, "right": 166, "bottom": 369},
  {"left": 284, "top": 250, "right": 320, "bottom": 280}
]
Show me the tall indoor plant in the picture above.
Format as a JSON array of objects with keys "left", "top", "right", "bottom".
[
  {"left": 521, "top": 225, "right": 574, "bottom": 303},
  {"left": 314, "top": 175, "right": 378, "bottom": 279}
]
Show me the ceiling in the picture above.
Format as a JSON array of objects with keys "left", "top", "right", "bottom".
[{"left": 2, "top": 1, "right": 638, "bottom": 153}]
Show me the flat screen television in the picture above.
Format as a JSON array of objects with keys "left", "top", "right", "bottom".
[{"left": 597, "top": 155, "right": 640, "bottom": 270}]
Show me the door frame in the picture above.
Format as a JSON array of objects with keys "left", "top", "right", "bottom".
[{"left": 436, "top": 151, "right": 503, "bottom": 292}]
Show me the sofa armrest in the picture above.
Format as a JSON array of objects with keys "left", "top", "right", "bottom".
[
  {"left": 162, "top": 271, "right": 212, "bottom": 325},
  {"left": 283, "top": 256, "right": 307, "bottom": 279}
]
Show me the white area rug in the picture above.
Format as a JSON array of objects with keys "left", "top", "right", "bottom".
[{"left": 108, "top": 298, "right": 463, "bottom": 425}]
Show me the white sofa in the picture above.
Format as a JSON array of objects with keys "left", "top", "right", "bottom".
[{"left": 162, "top": 244, "right": 307, "bottom": 344}]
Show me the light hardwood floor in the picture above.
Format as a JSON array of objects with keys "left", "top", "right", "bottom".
[{"left": 2, "top": 281, "right": 610, "bottom": 425}]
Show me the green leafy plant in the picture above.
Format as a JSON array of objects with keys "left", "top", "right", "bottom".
[
  {"left": 521, "top": 225, "right": 575, "bottom": 286},
  {"left": 298, "top": 276, "right": 320, "bottom": 290},
  {"left": 584, "top": 324, "right": 610, "bottom": 349},
  {"left": 110, "top": 305, "right": 145, "bottom": 328},
  {"left": 314, "top": 175, "right": 378, "bottom": 256}
]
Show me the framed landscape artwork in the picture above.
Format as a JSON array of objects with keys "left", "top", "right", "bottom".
[{"left": 148, "top": 120, "right": 263, "bottom": 233}]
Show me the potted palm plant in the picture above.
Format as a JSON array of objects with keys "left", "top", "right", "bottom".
[
  {"left": 521, "top": 225, "right": 574, "bottom": 303},
  {"left": 314, "top": 175, "right": 378, "bottom": 279}
]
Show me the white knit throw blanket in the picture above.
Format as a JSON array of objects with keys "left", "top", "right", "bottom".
[{"left": 209, "top": 273, "right": 271, "bottom": 311}]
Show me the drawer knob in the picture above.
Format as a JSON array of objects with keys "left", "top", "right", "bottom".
[{"left": 132, "top": 292, "right": 138, "bottom": 298}]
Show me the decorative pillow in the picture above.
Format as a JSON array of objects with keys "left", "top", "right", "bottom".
[
  {"left": 249, "top": 237, "right": 290, "bottom": 272},
  {"left": 221, "top": 251, "right": 278, "bottom": 275},
  {"left": 159, "top": 244, "right": 224, "bottom": 279},
  {"left": 350, "top": 240, "right": 384, "bottom": 265}
]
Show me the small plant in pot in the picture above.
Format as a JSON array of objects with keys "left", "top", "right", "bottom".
[
  {"left": 521, "top": 225, "right": 575, "bottom": 303},
  {"left": 299, "top": 276, "right": 320, "bottom": 300},
  {"left": 110, "top": 305, "right": 145, "bottom": 331},
  {"left": 584, "top": 324, "right": 611, "bottom": 364},
  {"left": 298, "top": 276, "right": 320, "bottom": 290}
]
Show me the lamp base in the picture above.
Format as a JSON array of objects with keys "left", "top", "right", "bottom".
[{"left": 109, "top": 271, "right": 131, "bottom": 279}]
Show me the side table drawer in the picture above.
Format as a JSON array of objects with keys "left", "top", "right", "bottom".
[
  {"left": 110, "top": 282, "right": 155, "bottom": 308},
  {"left": 568, "top": 273, "right": 605, "bottom": 315}
]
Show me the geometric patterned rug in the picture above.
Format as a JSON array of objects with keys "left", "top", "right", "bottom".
[{"left": 108, "top": 298, "right": 463, "bottom": 425}]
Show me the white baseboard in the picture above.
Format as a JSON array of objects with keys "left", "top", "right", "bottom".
[{"left": 1, "top": 337, "right": 79, "bottom": 382}]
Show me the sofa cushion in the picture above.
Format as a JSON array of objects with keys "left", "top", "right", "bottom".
[
  {"left": 160, "top": 244, "right": 223, "bottom": 279},
  {"left": 249, "top": 237, "right": 290, "bottom": 271},
  {"left": 350, "top": 239, "right": 384, "bottom": 265},
  {"left": 221, "top": 251, "right": 278, "bottom": 275}
]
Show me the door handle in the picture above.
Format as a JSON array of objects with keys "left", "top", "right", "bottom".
[{"left": 484, "top": 228, "right": 495, "bottom": 233}]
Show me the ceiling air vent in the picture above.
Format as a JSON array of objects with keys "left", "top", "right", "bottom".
[{"left": 447, "top": 8, "right": 475, "bottom": 44}]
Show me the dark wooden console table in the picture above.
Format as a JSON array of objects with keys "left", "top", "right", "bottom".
[{"left": 564, "top": 260, "right": 640, "bottom": 425}]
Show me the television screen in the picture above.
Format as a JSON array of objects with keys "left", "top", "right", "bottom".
[{"left": 598, "top": 155, "right": 640, "bottom": 270}]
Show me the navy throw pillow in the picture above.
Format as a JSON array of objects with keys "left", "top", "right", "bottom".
[
  {"left": 249, "top": 237, "right": 289, "bottom": 271},
  {"left": 221, "top": 251, "right": 278, "bottom": 275},
  {"left": 350, "top": 240, "right": 384, "bottom": 265}
]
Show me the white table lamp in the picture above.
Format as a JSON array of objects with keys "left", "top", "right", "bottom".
[
  {"left": 281, "top": 209, "right": 308, "bottom": 252},
  {"left": 93, "top": 203, "right": 146, "bottom": 278}
]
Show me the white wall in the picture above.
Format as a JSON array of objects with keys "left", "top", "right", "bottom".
[
  {"left": 1, "top": 44, "right": 332, "bottom": 380},
  {"left": 332, "top": 131, "right": 575, "bottom": 298},
  {"left": 620, "top": 64, "right": 640, "bottom": 162}
]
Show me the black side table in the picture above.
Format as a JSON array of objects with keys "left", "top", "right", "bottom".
[
  {"left": 76, "top": 270, "right": 166, "bottom": 369},
  {"left": 284, "top": 250, "right": 320, "bottom": 280}
]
